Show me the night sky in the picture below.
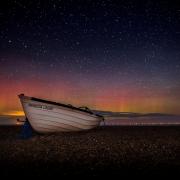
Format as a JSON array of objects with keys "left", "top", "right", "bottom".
[{"left": 0, "top": 0, "right": 180, "bottom": 115}]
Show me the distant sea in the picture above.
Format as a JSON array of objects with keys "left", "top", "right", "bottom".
[
  {"left": 0, "top": 115, "right": 24, "bottom": 125},
  {"left": 100, "top": 115, "right": 180, "bottom": 126},
  {"left": 1, "top": 114, "right": 180, "bottom": 126}
]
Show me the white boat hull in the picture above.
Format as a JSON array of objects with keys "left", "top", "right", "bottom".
[{"left": 19, "top": 95, "right": 103, "bottom": 133}]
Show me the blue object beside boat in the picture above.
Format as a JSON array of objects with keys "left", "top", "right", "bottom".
[{"left": 20, "top": 118, "right": 33, "bottom": 139}]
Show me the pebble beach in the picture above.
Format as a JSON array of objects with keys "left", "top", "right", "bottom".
[{"left": 0, "top": 126, "right": 180, "bottom": 177}]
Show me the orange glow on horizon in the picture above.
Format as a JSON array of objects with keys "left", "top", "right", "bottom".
[
  {"left": 1, "top": 110, "right": 24, "bottom": 116},
  {"left": 0, "top": 76, "right": 180, "bottom": 115}
]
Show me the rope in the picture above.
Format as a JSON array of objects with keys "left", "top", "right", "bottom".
[{"left": 79, "top": 106, "right": 93, "bottom": 113}]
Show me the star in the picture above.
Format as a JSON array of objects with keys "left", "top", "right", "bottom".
[{"left": 0, "top": 0, "right": 179, "bottom": 114}]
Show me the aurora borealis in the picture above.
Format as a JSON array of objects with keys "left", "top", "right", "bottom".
[{"left": 0, "top": 0, "right": 180, "bottom": 115}]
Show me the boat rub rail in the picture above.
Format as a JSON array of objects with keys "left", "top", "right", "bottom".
[{"left": 19, "top": 94, "right": 103, "bottom": 118}]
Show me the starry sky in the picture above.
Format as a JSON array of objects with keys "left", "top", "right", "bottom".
[{"left": 0, "top": 0, "right": 180, "bottom": 115}]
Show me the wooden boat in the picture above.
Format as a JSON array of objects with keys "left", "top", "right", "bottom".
[{"left": 18, "top": 94, "right": 103, "bottom": 133}]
